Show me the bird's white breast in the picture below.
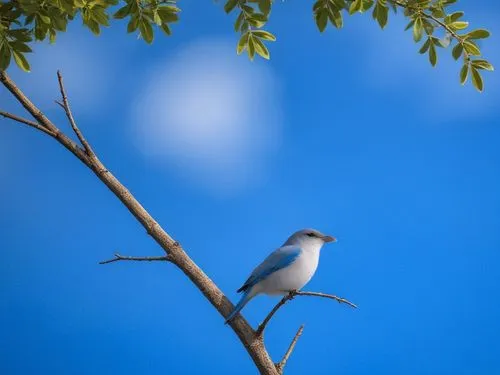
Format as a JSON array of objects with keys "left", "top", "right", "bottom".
[{"left": 257, "top": 246, "right": 321, "bottom": 295}]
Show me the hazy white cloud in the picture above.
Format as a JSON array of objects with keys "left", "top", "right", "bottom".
[{"left": 131, "top": 39, "right": 283, "bottom": 194}]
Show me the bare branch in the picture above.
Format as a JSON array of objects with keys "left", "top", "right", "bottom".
[
  {"left": 257, "top": 290, "right": 356, "bottom": 336},
  {"left": 0, "top": 71, "right": 89, "bottom": 165},
  {"left": 257, "top": 291, "right": 295, "bottom": 336},
  {"left": 1, "top": 69, "right": 289, "bottom": 375},
  {"left": 99, "top": 253, "right": 170, "bottom": 265},
  {"left": 295, "top": 291, "right": 358, "bottom": 309},
  {"left": 276, "top": 325, "right": 304, "bottom": 374},
  {"left": 56, "top": 70, "right": 94, "bottom": 156},
  {"left": 0, "top": 110, "right": 56, "bottom": 137}
]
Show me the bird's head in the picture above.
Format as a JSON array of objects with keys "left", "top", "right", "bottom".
[{"left": 283, "top": 228, "right": 337, "bottom": 249}]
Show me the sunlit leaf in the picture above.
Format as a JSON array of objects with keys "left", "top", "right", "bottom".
[{"left": 471, "top": 66, "right": 484, "bottom": 92}]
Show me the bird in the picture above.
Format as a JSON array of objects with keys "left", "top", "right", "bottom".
[{"left": 225, "top": 228, "right": 336, "bottom": 323}]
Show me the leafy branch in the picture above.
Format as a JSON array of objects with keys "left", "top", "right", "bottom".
[
  {"left": 0, "top": 0, "right": 494, "bottom": 90},
  {"left": 311, "top": 0, "right": 493, "bottom": 91},
  {"left": 224, "top": 0, "right": 276, "bottom": 60},
  {"left": 0, "top": 0, "right": 180, "bottom": 72}
]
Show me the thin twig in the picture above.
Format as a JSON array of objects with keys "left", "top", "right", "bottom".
[
  {"left": 0, "top": 110, "right": 56, "bottom": 137},
  {"left": 257, "top": 291, "right": 295, "bottom": 337},
  {"left": 294, "top": 291, "right": 358, "bottom": 309},
  {"left": 56, "top": 70, "right": 94, "bottom": 155},
  {"left": 99, "top": 253, "right": 170, "bottom": 265},
  {"left": 257, "top": 290, "right": 356, "bottom": 336},
  {"left": 276, "top": 325, "right": 304, "bottom": 374},
  {"left": 391, "top": 0, "right": 470, "bottom": 59}
]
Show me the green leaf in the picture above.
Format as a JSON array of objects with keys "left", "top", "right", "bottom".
[
  {"left": 234, "top": 12, "right": 244, "bottom": 32},
  {"left": 153, "top": 11, "right": 162, "bottom": 26},
  {"left": 361, "top": 0, "right": 374, "bottom": 12},
  {"left": 85, "top": 19, "right": 101, "bottom": 35},
  {"left": 237, "top": 32, "right": 249, "bottom": 54},
  {"left": 451, "top": 43, "right": 463, "bottom": 60},
  {"left": 431, "top": 6, "right": 444, "bottom": 18},
  {"left": 12, "top": 50, "right": 30, "bottom": 72},
  {"left": 419, "top": 38, "right": 430, "bottom": 54},
  {"left": 404, "top": 20, "right": 414, "bottom": 31},
  {"left": 445, "top": 11, "right": 464, "bottom": 24},
  {"left": 472, "top": 59, "right": 494, "bottom": 71},
  {"left": 241, "top": 4, "right": 254, "bottom": 14},
  {"left": 313, "top": 0, "right": 324, "bottom": 13},
  {"left": 463, "top": 40, "right": 481, "bottom": 56},
  {"left": 471, "top": 66, "right": 483, "bottom": 92},
  {"left": 224, "top": 0, "right": 239, "bottom": 14},
  {"left": 157, "top": 9, "right": 179, "bottom": 23},
  {"left": 459, "top": 63, "right": 468, "bottom": 85},
  {"left": 0, "top": 42, "right": 12, "bottom": 71},
  {"left": 315, "top": 9, "right": 328, "bottom": 32},
  {"left": 247, "top": 35, "right": 255, "bottom": 61},
  {"left": 49, "top": 29, "right": 57, "bottom": 43},
  {"left": 467, "top": 29, "right": 490, "bottom": 39},
  {"left": 127, "top": 16, "right": 139, "bottom": 33},
  {"left": 328, "top": 9, "right": 343, "bottom": 28},
  {"left": 160, "top": 23, "right": 171, "bottom": 35},
  {"left": 421, "top": 18, "right": 434, "bottom": 35},
  {"left": 38, "top": 14, "right": 51, "bottom": 25},
  {"left": 349, "top": 0, "right": 362, "bottom": 14},
  {"left": 11, "top": 42, "right": 32, "bottom": 53},
  {"left": 250, "top": 13, "right": 268, "bottom": 22},
  {"left": 413, "top": 17, "right": 423, "bottom": 42},
  {"left": 252, "top": 30, "right": 276, "bottom": 41},
  {"left": 372, "top": 1, "right": 388, "bottom": 29},
  {"left": 253, "top": 36, "right": 270, "bottom": 59},
  {"left": 90, "top": 6, "right": 110, "bottom": 26},
  {"left": 258, "top": 0, "right": 271, "bottom": 15},
  {"left": 139, "top": 19, "right": 154, "bottom": 44},
  {"left": 428, "top": 42, "right": 437, "bottom": 66},
  {"left": 450, "top": 21, "right": 469, "bottom": 30},
  {"left": 114, "top": 5, "right": 130, "bottom": 19}
]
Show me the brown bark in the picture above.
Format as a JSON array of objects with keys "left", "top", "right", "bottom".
[
  {"left": 0, "top": 70, "right": 279, "bottom": 375},
  {"left": 1, "top": 70, "right": 357, "bottom": 374}
]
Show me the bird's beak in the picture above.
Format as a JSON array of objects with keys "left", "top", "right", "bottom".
[{"left": 322, "top": 235, "right": 337, "bottom": 243}]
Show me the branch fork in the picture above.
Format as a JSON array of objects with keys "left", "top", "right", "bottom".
[{"left": 1, "top": 69, "right": 357, "bottom": 375}]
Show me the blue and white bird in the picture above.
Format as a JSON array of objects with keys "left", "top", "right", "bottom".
[{"left": 225, "top": 228, "right": 336, "bottom": 323}]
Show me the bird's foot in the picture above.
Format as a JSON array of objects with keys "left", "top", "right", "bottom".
[{"left": 287, "top": 290, "right": 298, "bottom": 300}]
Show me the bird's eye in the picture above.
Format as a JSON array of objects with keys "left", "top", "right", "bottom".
[{"left": 306, "top": 232, "right": 315, "bottom": 237}]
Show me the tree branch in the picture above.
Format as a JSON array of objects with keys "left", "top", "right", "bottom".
[
  {"left": 276, "top": 325, "right": 304, "bottom": 374},
  {"left": 0, "top": 69, "right": 279, "bottom": 375},
  {"left": 294, "top": 291, "right": 358, "bottom": 308},
  {"left": 99, "top": 253, "right": 170, "bottom": 265},
  {"left": 257, "top": 291, "right": 296, "bottom": 337},
  {"left": 56, "top": 70, "right": 94, "bottom": 156},
  {"left": 391, "top": 0, "right": 471, "bottom": 60},
  {"left": 257, "top": 290, "right": 356, "bottom": 336},
  {"left": 0, "top": 110, "right": 56, "bottom": 137},
  {"left": 0, "top": 71, "right": 89, "bottom": 165}
]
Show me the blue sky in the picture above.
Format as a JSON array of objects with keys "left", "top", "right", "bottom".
[{"left": 1, "top": 1, "right": 500, "bottom": 374}]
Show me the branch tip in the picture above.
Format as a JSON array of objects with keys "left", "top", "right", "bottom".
[
  {"left": 257, "top": 290, "right": 356, "bottom": 336},
  {"left": 276, "top": 324, "right": 304, "bottom": 373},
  {"left": 0, "top": 110, "right": 56, "bottom": 137},
  {"left": 99, "top": 253, "right": 169, "bottom": 265},
  {"left": 56, "top": 71, "right": 94, "bottom": 156}
]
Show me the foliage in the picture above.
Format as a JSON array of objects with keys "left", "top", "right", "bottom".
[
  {"left": 0, "top": 0, "right": 494, "bottom": 91},
  {"left": 225, "top": 0, "right": 493, "bottom": 92},
  {"left": 0, "top": 0, "right": 180, "bottom": 71}
]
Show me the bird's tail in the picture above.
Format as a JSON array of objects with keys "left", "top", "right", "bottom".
[{"left": 225, "top": 290, "right": 253, "bottom": 324}]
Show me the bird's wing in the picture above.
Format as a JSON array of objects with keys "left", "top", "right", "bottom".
[{"left": 237, "top": 245, "right": 302, "bottom": 293}]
